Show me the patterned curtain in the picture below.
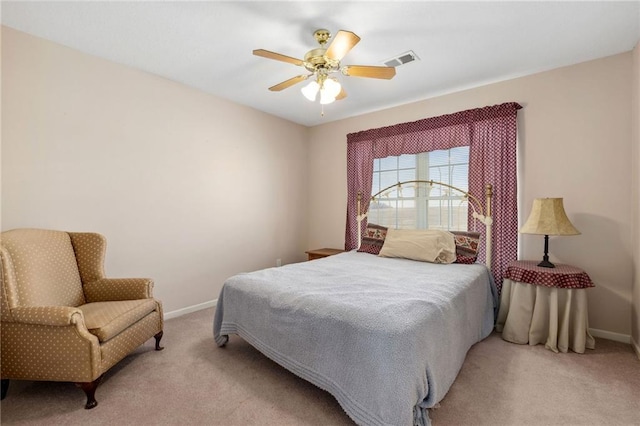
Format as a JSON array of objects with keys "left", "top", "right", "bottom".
[{"left": 345, "top": 102, "right": 522, "bottom": 290}]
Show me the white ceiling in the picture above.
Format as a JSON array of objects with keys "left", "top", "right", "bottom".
[{"left": 2, "top": 1, "right": 639, "bottom": 127}]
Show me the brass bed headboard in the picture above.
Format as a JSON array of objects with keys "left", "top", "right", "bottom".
[{"left": 357, "top": 180, "right": 494, "bottom": 267}]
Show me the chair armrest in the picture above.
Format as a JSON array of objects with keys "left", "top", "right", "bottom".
[
  {"left": 9, "top": 306, "right": 84, "bottom": 326},
  {"left": 83, "top": 278, "right": 154, "bottom": 302}
]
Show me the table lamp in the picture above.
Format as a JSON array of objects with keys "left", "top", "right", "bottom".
[{"left": 520, "top": 198, "right": 580, "bottom": 268}]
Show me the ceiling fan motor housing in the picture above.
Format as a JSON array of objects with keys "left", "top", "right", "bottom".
[
  {"left": 304, "top": 49, "right": 339, "bottom": 73},
  {"left": 304, "top": 29, "right": 340, "bottom": 73},
  {"left": 304, "top": 48, "right": 327, "bottom": 67}
]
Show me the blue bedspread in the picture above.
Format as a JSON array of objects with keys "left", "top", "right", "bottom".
[{"left": 214, "top": 251, "right": 496, "bottom": 426}]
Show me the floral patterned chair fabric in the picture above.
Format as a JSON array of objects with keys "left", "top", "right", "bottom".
[{"left": 0, "top": 228, "right": 164, "bottom": 408}]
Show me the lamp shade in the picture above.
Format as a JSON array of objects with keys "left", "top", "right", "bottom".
[
  {"left": 323, "top": 78, "right": 341, "bottom": 98},
  {"left": 302, "top": 77, "right": 341, "bottom": 104},
  {"left": 301, "top": 80, "right": 320, "bottom": 101},
  {"left": 319, "top": 78, "right": 341, "bottom": 104},
  {"left": 520, "top": 198, "right": 580, "bottom": 236},
  {"left": 319, "top": 89, "right": 336, "bottom": 105}
]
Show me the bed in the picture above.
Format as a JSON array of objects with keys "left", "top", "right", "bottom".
[{"left": 213, "top": 181, "right": 497, "bottom": 426}]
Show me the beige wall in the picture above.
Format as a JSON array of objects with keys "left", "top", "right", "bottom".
[
  {"left": 632, "top": 42, "right": 640, "bottom": 356},
  {"left": 1, "top": 27, "right": 310, "bottom": 314},
  {"left": 308, "top": 53, "right": 634, "bottom": 336}
]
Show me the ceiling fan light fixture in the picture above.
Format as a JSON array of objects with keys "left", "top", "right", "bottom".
[
  {"left": 323, "top": 78, "right": 341, "bottom": 98},
  {"left": 319, "top": 91, "right": 336, "bottom": 105},
  {"left": 301, "top": 80, "right": 320, "bottom": 101},
  {"left": 255, "top": 28, "right": 398, "bottom": 110},
  {"left": 319, "top": 77, "right": 341, "bottom": 105}
]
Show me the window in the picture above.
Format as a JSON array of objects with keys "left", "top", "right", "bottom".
[{"left": 369, "top": 147, "right": 469, "bottom": 230}]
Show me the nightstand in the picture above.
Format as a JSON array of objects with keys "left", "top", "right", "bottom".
[
  {"left": 305, "top": 248, "right": 345, "bottom": 261},
  {"left": 496, "top": 260, "right": 595, "bottom": 353}
]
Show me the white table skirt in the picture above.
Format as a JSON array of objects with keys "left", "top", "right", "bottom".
[{"left": 496, "top": 279, "right": 595, "bottom": 353}]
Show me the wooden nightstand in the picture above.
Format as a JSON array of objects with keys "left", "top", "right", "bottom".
[{"left": 305, "top": 248, "right": 345, "bottom": 261}]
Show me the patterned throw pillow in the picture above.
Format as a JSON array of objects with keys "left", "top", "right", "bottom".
[
  {"left": 450, "top": 231, "right": 481, "bottom": 264},
  {"left": 358, "top": 224, "right": 388, "bottom": 255}
]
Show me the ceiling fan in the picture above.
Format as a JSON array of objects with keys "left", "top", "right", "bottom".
[{"left": 253, "top": 29, "right": 396, "bottom": 104}]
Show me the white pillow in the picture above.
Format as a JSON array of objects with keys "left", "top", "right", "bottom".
[{"left": 378, "top": 229, "right": 456, "bottom": 264}]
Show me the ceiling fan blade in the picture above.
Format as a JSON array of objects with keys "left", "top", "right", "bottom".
[
  {"left": 336, "top": 87, "right": 347, "bottom": 100},
  {"left": 343, "top": 65, "right": 396, "bottom": 79},
  {"left": 325, "top": 30, "right": 361, "bottom": 61},
  {"left": 253, "top": 49, "right": 304, "bottom": 66},
  {"left": 268, "top": 75, "right": 309, "bottom": 91}
]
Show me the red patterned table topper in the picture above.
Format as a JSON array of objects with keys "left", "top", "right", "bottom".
[{"left": 505, "top": 260, "right": 595, "bottom": 289}]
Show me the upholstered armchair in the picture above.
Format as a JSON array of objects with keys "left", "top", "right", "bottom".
[{"left": 0, "top": 228, "right": 164, "bottom": 409}]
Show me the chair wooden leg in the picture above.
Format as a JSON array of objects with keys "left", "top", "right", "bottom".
[
  {"left": 154, "top": 330, "right": 165, "bottom": 351},
  {"left": 1, "top": 379, "right": 9, "bottom": 400},
  {"left": 76, "top": 376, "right": 102, "bottom": 409}
]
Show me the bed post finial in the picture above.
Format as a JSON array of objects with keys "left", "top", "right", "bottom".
[
  {"left": 484, "top": 184, "right": 493, "bottom": 269},
  {"left": 357, "top": 192, "right": 363, "bottom": 250},
  {"left": 485, "top": 184, "right": 493, "bottom": 217}
]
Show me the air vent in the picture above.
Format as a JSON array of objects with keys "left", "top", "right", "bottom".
[{"left": 383, "top": 50, "right": 419, "bottom": 68}]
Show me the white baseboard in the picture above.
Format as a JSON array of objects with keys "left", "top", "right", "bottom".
[
  {"left": 164, "top": 299, "right": 217, "bottom": 320},
  {"left": 632, "top": 336, "right": 640, "bottom": 360},
  {"left": 589, "top": 328, "right": 631, "bottom": 344}
]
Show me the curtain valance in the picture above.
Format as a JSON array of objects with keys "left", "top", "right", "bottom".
[{"left": 347, "top": 102, "right": 522, "bottom": 143}]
